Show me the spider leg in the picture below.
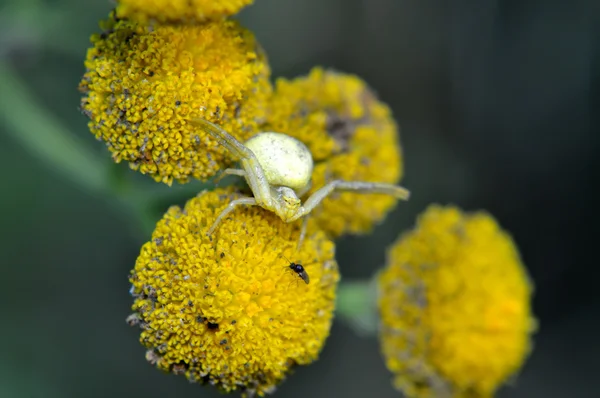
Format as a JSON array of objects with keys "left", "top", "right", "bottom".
[
  {"left": 207, "top": 197, "right": 257, "bottom": 235},
  {"left": 292, "top": 183, "right": 313, "bottom": 245},
  {"left": 214, "top": 168, "right": 246, "bottom": 184},
  {"left": 190, "top": 118, "right": 273, "bottom": 208},
  {"left": 190, "top": 118, "right": 254, "bottom": 160},
  {"left": 238, "top": 156, "right": 273, "bottom": 208},
  {"left": 296, "top": 215, "right": 310, "bottom": 251},
  {"left": 291, "top": 180, "right": 410, "bottom": 221}
]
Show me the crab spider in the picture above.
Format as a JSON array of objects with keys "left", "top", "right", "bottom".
[{"left": 190, "top": 118, "right": 410, "bottom": 248}]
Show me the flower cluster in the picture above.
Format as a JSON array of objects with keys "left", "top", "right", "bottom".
[
  {"left": 80, "top": 13, "right": 271, "bottom": 185},
  {"left": 78, "top": 2, "right": 535, "bottom": 397},
  {"left": 266, "top": 68, "right": 404, "bottom": 238},
  {"left": 129, "top": 188, "right": 339, "bottom": 396},
  {"left": 116, "top": 0, "right": 254, "bottom": 23},
  {"left": 378, "top": 205, "right": 536, "bottom": 398},
  {"left": 80, "top": 3, "right": 369, "bottom": 394}
]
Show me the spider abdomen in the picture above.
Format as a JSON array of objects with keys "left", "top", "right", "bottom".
[{"left": 245, "top": 132, "right": 313, "bottom": 191}]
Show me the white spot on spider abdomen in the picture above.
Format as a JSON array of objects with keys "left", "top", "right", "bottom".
[{"left": 245, "top": 132, "right": 313, "bottom": 191}]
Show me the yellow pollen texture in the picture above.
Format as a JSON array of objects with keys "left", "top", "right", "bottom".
[
  {"left": 116, "top": 0, "right": 255, "bottom": 23},
  {"left": 266, "top": 67, "right": 404, "bottom": 238},
  {"left": 79, "top": 14, "right": 272, "bottom": 185},
  {"left": 128, "top": 188, "right": 340, "bottom": 396},
  {"left": 378, "top": 205, "right": 536, "bottom": 398}
]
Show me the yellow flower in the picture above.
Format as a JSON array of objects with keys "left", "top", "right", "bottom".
[
  {"left": 79, "top": 13, "right": 272, "bottom": 185},
  {"left": 266, "top": 67, "right": 403, "bottom": 238},
  {"left": 128, "top": 188, "right": 340, "bottom": 396},
  {"left": 378, "top": 205, "right": 536, "bottom": 398},
  {"left": 116, "top": 0, "right": 254, "bottom": 23}
]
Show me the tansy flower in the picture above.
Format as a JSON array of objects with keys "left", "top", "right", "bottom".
[
  {"left": 79, "top": 13, "right": 272, "bottom": 185},
  {"left": 128, "top": 188, "right": 339, "bottom": 396},
  {"left": 115, "top": 0, "right": 255, "bottom": 23},
  {"left": 378, "top": 205, "right": 536, "bottom": 398},
  {"left": 265, "top": 67, "right": 404, "bottom": 238}
]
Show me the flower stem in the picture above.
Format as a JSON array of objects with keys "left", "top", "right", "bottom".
[
  {"left": 0, "top": 61, "right": 110, "bottom": 193},
  {"left": 336, "top": 278, "right": 379, "bottom": 337},
  {"left": 0, "top": 60, "right": 210, "bottom": 239}
]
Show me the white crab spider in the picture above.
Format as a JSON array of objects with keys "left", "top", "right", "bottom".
[{"left": 191, "top": 118, "right": 410, "bottom": 248}]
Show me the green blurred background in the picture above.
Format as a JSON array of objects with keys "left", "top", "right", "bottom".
[{"left": 0, "top": 0, "right": 597, "bottom": 397}]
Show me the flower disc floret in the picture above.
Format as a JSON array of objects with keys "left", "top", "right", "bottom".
[
  {"left": 116, "top": 0, "right": 254, "bottom": 23},
  {"left": 266, "top": 67, "right": 403, "bottom": 237},
  {"left": 378, "top": 205, "right": 536, "bottom": 398},
  {"left": 79, "top": 14, "right": 272, "bottom": 185},
  {"left": 128, "top": 188, "right": 339, "bottom": 396}
]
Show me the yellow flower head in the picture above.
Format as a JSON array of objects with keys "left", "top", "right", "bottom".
[
  {"left": 79, "top": 13, "right": 272, "bottom": 185},
  {"left": 116, "top": 0, "right": 254, "bottom": 23},
  {"left": 266, "top": 67, "right": 404, "bottom": 238},
  {"left": 128, "top": 188, "right": 339, "bottom": 396},
  {"left": 378, "top": 205, "right": 536, "bottom": 398}
]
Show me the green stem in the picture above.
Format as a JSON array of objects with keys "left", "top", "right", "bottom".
[
  {"left": 1, "top": 0, "right": 83, "bottom": 59},
  {"left": 336, "top": 278, "right": 379, "bottom": 337},
  {"left": 0, "top": 61, "right": 110, "bottom": 193},
  {"left": 0, "top": 61, "right": 208, "bottom": 239}
]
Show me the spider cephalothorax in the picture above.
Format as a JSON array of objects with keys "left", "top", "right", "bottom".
[{"left": 191, "top": 118, "right": 410, "bottom": 247}]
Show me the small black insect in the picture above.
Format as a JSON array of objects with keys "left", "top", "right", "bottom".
[
  {"left": 281, "top": 254, "right": 311, "bottom": 285},
  {"left": 289, "top": 262, "right": 310, "bottom": 284}
]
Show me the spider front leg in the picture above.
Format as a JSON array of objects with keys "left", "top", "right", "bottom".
[
  {"left": 190, "top": 118, "right": 252, "bottom": 160},
  {"left": 207, "top": 197, "right": 257, "bottom": 235},
  {"left": 290, "top": 180, "right": 411, "bottom": 221},
  {"left": 190, "top": 118, "right": 274, "bottom": 208}
]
